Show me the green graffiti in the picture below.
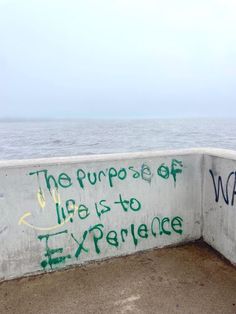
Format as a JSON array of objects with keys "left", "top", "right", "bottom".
[
  {"left": 78, "top": 204, "right": 90, "bottom": 220},
  {"left": 171, "top": 216, "right": 183, "bottom": 234},
  {"left": 157, "top": 159, "right": 183, "bottom": 185},
  {"left": 151, "top": 216, "right": 183, "bottom": 236},
  {"left": 128, "top": 166, "right": 140, "bottom": 178},
  {"left": 95, "top": 199, "right": 111, "bottom": 219},
  {"left": 38, "top": 230, "right": 71, "bottom": 269},
  {"left": 120, "top": 228, "right": 128, "bottom": 242},
  {"left": 52, "top": 194, "right": 141, "bottom": 226},
  {"left": 29, "top": 169, "right": 72, "bottom": 192},
  {"left": 30, "top": 159, "right": 183, "bottom": 196},
  {"left": 137, "top": 224, "right": 148, "bottom": 238},
  {"left": 30, "top": 158, "right": 185, "bottom": 271},
  {"left": 114, "top": 194, "right": 141, "bottom": 212},
  {"left": 77, "top": 169, "right": 86, "bottom": 189},
  {"left": 171, "top": 159, "right": 183, "bottom": 184},
  {"left": 88, "top": 224, "right": 104, "bottom": 254},
  {"left": 157, "top": 163, "right": 170, "bottom": 179},
  {"left": 130, "top": 223, "right": 138, "bottom": 246},
  {"left": 71, "top": 231, "right": 89, "bottom": 258},
  {"left": 160, "top": 217, "right": 171, "bottom": 235},
  {"left": 66, "top": 199, "right": 76, "bottom": 223},
  {"left": 151, "top": 217, "right": 161, "bottom": 237},
  {"left": 38, "top": 215, "right": 184, "bottom": 267},
  {"left": 106, "top": 230, "right": 119, "bottom": 247},
  {"left": 58, "top": 172, "right": 72, "bottom": 188}
]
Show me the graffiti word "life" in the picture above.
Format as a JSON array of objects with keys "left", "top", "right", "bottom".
[
  {"left": 55, "top": 194, "right": 142, "bottom": 225},
  {"left": 38, "top": 215, "right": 183, "bottom": 270},
  {"left": 209, "top": 169, "right": 236, "bottom": 206}
]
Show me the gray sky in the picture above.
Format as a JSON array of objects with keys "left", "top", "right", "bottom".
[{"left": 0, "top": 0, "right": 236, "bottom": 119}]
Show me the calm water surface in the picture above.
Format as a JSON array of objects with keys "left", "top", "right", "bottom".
[{"left": 0, "top": 119, "right": 236, "bottom": 160}]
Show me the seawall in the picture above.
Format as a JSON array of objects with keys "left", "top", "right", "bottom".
[{"left": 0, "top": 148, "right": 235, "bottom": 281}]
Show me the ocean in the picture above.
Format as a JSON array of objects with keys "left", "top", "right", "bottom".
[{"left": 0, "top": 118, "right": 236, "bottom": 160}]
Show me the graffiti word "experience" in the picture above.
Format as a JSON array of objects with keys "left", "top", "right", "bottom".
[{"left": 38, "top": 215, "right": 183, "bottom": 269}]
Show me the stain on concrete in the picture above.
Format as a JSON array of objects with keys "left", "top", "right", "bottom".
[{"left": 0, "top": 226, "right": 7, "bottom": 235}]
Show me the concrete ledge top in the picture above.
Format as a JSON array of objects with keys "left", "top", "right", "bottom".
[{"left": 0, "top": 147, "right": 236, "bottom": 169}]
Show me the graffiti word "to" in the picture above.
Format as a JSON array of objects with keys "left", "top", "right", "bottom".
[{"left": 55, "top": 194, "right": 142, "bottom": 225}]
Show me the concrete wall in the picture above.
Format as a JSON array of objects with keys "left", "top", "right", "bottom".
[
  {"left": 2, "top": 148, "right": 236, "bottom": 282},
  {"left": 0, "top": 150, "right": 202, "bottom": 281},
  {"left": 203, "top": 149, "right": 236, "bottom": 264}
]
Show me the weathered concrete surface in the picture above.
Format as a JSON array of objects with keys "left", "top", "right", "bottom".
[
  {"left": 203, "top": 153, "right": 236, "bottom": 264},
  {"left": 0, "top": 242, "right": 236, "bottom": 314},
  {"left": 2, "top": 147, "right": 236, "bottom": 281},
  {"left": 0, "top": 150, "right": 202, "bottom": 281}
]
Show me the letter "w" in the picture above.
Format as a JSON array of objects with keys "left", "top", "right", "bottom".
[{"left": 209, "top": 170, "right": 235, "bottom": 205}]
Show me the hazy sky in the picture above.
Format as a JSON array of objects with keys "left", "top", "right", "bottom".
[{"left": 0, "top": 0, "right": 236, "bottom": 119}]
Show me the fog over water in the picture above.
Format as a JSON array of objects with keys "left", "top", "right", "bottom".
[{"left": 0, "top": 118, "right": 236, "bottom": 160}]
